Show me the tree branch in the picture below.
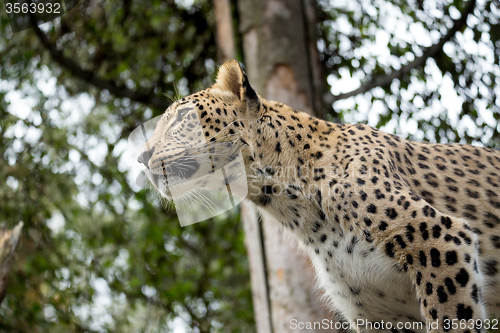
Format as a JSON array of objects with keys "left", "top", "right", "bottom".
[
  {"left": 0, "top": 222, "right": 23, "bottom": 304},
  {"left": 30, "top": 16, "right": 171, "bottom": 110},
  {"left": 329, "top": 0, "right": 476, "bottom": 103}
]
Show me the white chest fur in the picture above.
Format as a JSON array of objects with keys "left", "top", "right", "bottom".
[
  {"left": 252, "top": 176, "right": 426, "bottom": 331},
  {"left": 282, "top": 226, "right": 426, "bottom": 332}
]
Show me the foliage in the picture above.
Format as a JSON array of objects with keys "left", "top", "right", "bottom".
[
  {"left": 0, "top": 0, "right": 253, "bottom": 332},
  {"left": 318, "top": 0, "right": 499, "bottom": 146}
]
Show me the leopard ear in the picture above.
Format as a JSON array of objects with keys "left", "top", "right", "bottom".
[{"left": 214, "top": 60, "right": 260, "bottom": 110}]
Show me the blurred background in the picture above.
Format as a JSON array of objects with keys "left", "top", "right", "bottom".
[{"left": 0, "top": 0, "right": 499, "bottom": 332}]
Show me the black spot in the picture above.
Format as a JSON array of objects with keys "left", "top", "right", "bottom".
[
  {"left": 320, "top": 234, "right": 327, "bottom": 243},
  {"left": 378, "top": 221, "right": 388, "bottom": 231},
  {"left": 385, "top": 208, "right": 398, "bottom": 219},
  {"left": 429, "top": 308, "right": 438, "bottom": 320},
  {"left": 456, "top": 304, "right": 473, "bottom": 320},
  {"left": 275, "top": 142, "right": 281, "bottom": 153},
  {"left": 394, "top": 235, "right": 407, "bottom": 248},
  {"left": 423, "top": 205, "right": 436, "bottom": 217},
  {"left": 441, "top": 216, "right": 452, "bottom": 229},
  {"left": 363, "top": 217, "right": 372, "bottom": 226},
  {"left": 265, "top": 167, "right": 275, "bottom": 175},
  {"left": 374, "top": 189, "right": 385, "bottom": 199},
  {"left": 432, "top": 225, "right": 441, "bottom": 239},
  {"left": 483, "top": 212, "right": 500, "bottom": 228},
  {"left": 471, "top": 284, "right": 479, "bottom": 303},
  {"left": 444, "top": 234, "right": 461, "bottom": 245},
  {"left": 350, "top": 286, "right": 360, "bottom": 295},
  {"left": 430, "top": 248, "right": 441, "bottom": 267},
  {"left": 410, "top": 193, "right": 421, "bottom": 201},
  {"left": 364, "top": 230, "right": 373, "bottom": 242},
  {"left": 490, "top": 235, "right": 500, "bottom": 249},
  {"left": 464, "top": 253, "right": 471, "bottom": 263},
  {"left": 312, "top": 222, "right": 322, "bottom": 233},
  {"left": 444, "top": 278, "right": 456, "bottom": 295},
  {"left": 483, "top": 259, "right": 498, "bottom": 276},
  {"left": 385, "top": 242, "right": 395, "bottom": 257},
  {"left": 416, "top": 271, "right": 422, "bottom": 285},
  {"left": 420, "top": 191, "right": 434, "bottom": 203},
  {"left": 418, "top": 163, "right": 430, "bottom": 169},
  {"left": 406, "top": 254, "right": 413, "bottom": 265},
  {"left": 489, "top": 199, "right": 500, "bottom": 209},
  {"left": 259, "top": 195, "right": 271, "bottom": 206},
  {"left": 436, "top": 164, "right": 447, "bottom": 171},
  {"left": 437, "top": 286, "right": 448, "bottom": 303},
  {"left": 367, "top": 204, "right": 377, "bottom": 214},
  {"left": 426, "top": 282, "right": 433, "bottom": 295},
  {"left": 455, "top": 268, "right": 469, "bottom": 287},
  {"left": 458, "top": 231, "right": 472, "bottom": 245},
  {"left": 464, "top": 204, "right": 477, "bottom": 214},
  {"left": 419, "top": 251, "right": 427, "bottom": 267},
  {"left": 445, "top": 251, "right": 458, "bottom": 266},
  {"left": 405, "top": 224, "right": 415, "bottom": 242},
  {"left": 263, "top": 185, "right": 273, "bottom": 195},
  {"left": 465, "top": 189, "right": 479, "bottom": 198},
  {"left": 419, "top": 223, "right": 429, "bottom": 240}
]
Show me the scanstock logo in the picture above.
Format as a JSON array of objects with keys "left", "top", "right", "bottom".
[
  {"left": 4, "top": 0, "right": 79, "bottom": 33},
  {"left": 128, "top": 108, "right": 248, "bottom": 227}
]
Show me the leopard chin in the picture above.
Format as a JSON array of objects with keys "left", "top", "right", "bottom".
[{"left": 143, "top": 168, "right": 173, "bottom": 199}]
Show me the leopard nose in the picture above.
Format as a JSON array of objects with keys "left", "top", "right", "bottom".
[{"left": 138, "top": 146, "right": 155, "bottom": 168}]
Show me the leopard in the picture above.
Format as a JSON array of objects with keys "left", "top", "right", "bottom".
[{"left": 137, "top": 59, "right": 500, "bottom": 333}]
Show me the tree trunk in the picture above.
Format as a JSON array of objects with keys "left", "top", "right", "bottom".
[
  {"left": 236, "top": 0, "right": 339, "bottom": 332},
  {"left": 213, "top": 0, "right": 236, "bottom": 63},
  {"left": 213, "top": 0, "right": 339, "bottom": 331},
  {"left": 213, "top": 1, "right": 274, "bottom": 331}
]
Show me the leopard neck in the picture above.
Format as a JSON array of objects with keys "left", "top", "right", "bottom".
[{"left": 242, "top": 99, "right": 343, "bottom": 214}]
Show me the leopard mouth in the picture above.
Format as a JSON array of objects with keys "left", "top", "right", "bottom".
[
  {"left": 147, "top": 154, "right": 201, "bottom": 180},
  {"left": 145, "top": 161, "right": 201, "bottom": 200}
]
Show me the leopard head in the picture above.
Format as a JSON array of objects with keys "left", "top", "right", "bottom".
[{"left": 137, "top": 60, "right": 260, "bottom": 200}]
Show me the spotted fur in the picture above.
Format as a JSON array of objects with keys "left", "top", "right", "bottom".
[{"left": 138, "top": 60, "right": 500, "bottom": 332}]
